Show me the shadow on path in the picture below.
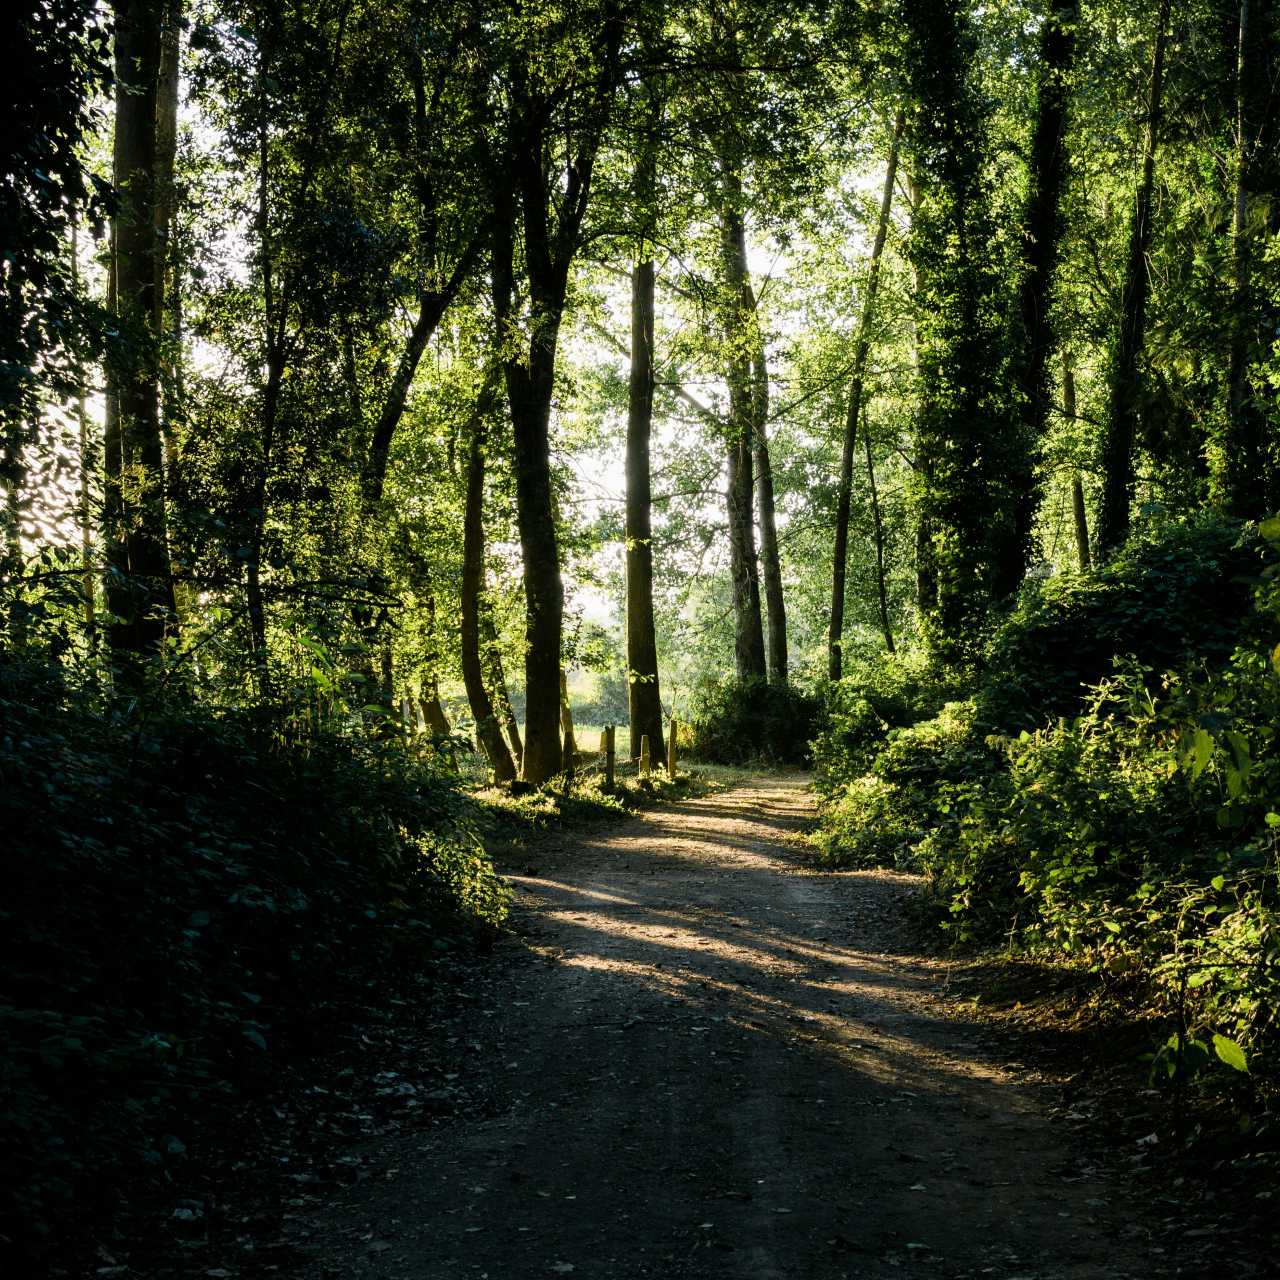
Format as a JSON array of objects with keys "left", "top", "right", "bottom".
[{"left": 298, "top": 774, "right": 1161, "bottom": 1280}]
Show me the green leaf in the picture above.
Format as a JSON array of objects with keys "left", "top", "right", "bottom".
[
  {"left": 1258, "top": 514, "right": 1280, "bottom": 542},
  {"left": 1190, "top": 728, "right": 1214, "bottom": 779},
  {"left": 1212, "top": 1033, "right": 1248, "bottom": 1072}
]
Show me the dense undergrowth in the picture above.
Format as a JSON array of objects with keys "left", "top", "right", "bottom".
[
  {"left": 813, "top": 515, "right": 1280, "bottom": 1094},
  {"left": 0, "top": 658, "right": 508, "bottom": 1262},
  {"left": 687, "top": 675, "right": 818, "bottom": 765}
]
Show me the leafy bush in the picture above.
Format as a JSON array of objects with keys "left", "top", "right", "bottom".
[
  {"left": 0, "top": 657, "right": 507, "bottom": 1260},
  {"left": 812, "top": 650, "right": 954, "bottom": 794},
  {"left": 812, "top": 514, "right": 1280, "bottom": 1080},
  {"left": 815, "top": 699, "right": 1001, "bottom": 869},
  {"left": 978, "top": 514, "right": 1267, "bottom": 731},
  {"left": 687, "top": 675, "right": 818, "bottom": 765}
]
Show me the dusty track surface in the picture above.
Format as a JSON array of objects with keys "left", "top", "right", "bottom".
[{"left": 301, "top": 774, "right": 1161, "bottom": 1279}]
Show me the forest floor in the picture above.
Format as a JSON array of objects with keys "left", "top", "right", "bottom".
[{"left": 269, "top": 772, "right": 1224, "bottom": 1280}]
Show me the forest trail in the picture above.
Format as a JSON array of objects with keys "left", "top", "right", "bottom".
[{"left": 301, "top": 775, "right": 1159, "bottom": 1280}]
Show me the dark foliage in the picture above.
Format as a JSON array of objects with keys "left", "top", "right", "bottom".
[
  {"left": 0, "top": 657, "right": 506, "bottom": 1261},
  {"left": 687, "top": 675, "right": 818, "bottom": 765},
  {"left": 978, "top": 515, "right": 1269, "bottom": 731}
]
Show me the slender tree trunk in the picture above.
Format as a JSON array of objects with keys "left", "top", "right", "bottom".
[
  {"left": 244, "top": 115, "right": 280, "bottom": 700},
  {"left": 830, "top": 110, "right": 903, "bottom": 681},
  {"left": 1062, "top": 353, "right": 1091, "bottom": 569},
  {"left": 1096, "top": 0, "right": 1171, "bottom": 555},
  {"left": 726, "top": 432, "right": 766, "bottom": 680},
  {"left": 461, "top": 388, "right": 517, "bottom": 783},
  {"left": 105, "top": 0, "right": 176, "bottom": 685},
  {"left": 69, "top": 217, "right": 96, "bottom": 639},
  {"left": 1222, "top": 0, "right": 1272, "bottom": 518},
  {"left": 362, "top": 238, "right": 482, "bottom": 510},
  {"left": 489, "top": 151, "right": 563, "bottom": 784},
  {"left": 502, "top": 350, "right": 564, "bottom": 782},
  {"left": 751, "top": 353, "right": 788, "bottom": 685},
  {"left": 718, "top": 155, "right": 767, "bottom": 681},
  {"left": 904, "top": 166, "right": 938, "bottom": 618},
  {"left": 482, "top": 612, "right": 523, "bottom": 769},
  {"left": 155, "top": 0, "right": 193, "bottom": 628},
  {"left": 1005, "top": 0, "right": 1077, "bottom": 594},
  {"left": 864, "top": 416, "right": 895, "bottom": 654},
  {"left": 625, "top": 253, "right": 666, "bottom": 758}
]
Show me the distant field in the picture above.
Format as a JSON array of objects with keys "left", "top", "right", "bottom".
[{"left": 574, "top": 722, "right": 633, "bottom": 758}]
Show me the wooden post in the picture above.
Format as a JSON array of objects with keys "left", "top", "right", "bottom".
[
  {"left": 639, "top": 733, "right": 651, "bottom": 777},
  {"left": 604, "top": 724, "right": 616, "bottom": 792},
  {"left": 564, "top": 724, "right": 576, "bottom": 784},
  {"left": 559, "top": 669, "right": 577, "bottom": 759},
  {"left": 667, "top": 717, "right": 678, "bottom": 775}
]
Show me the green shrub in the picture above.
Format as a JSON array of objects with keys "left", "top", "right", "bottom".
[
  {"left": 811, "top": 514, "right": 1280, "bottom": 1078},
  {"left": 815, "top": 699, "right": 1000, "bottom": 870},
  {"left": 978, "top": 514, "right": 1267, "bottom": 732},
  {"left": 812, "top": 650, "right": 954, "bottom": 795},
  {"left": 687, "top": 675, "right": 818, "bottom": 765}
]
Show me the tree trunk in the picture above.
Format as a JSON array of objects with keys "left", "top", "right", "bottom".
[
  {"left": 830, "top": 110, "right": 903, "bottom": 682},
  {"left": 482, "top": 611, "right": 523, "bottom": 769},
  {"left": 105, "top": 0, "right": 176, "bottom": 686},
  {"left": 1222, "top": 0, "right": 1272, "bottom": 518},
  {"left": 155, "top": 0, "right": 193, "bottom": 627},
  {"left": 718, "top": 156, "right": 767, "bottom": 682},
  {"left": 752, "top": 363, "right": 788, "bottom": 686},
  {"left": 503, "top": 354, "right": 564, "bottom": 782},
  {"left": 69, "top": 217, "right": 96, "bottom": 639},
  {"left": 419, "top": 682, "right": 451, "bottom": 736},
  {"left": 904, "top": 166, "right": 938, "bottom": 618},
  {"left": 461, "top": 390, "right": 517, "bottom": 783},
  {"left": 1062, "top": 353, "right": 1091, "bottom": 569},
  {"left": 625, "top": 254, "right": 666, "bottom": 758},
  {"left": 864, "top": 415, "right": 895, "bottom": 654},
  {"left": 1005, "top": 0, "right": 1077, "bottom": 595},
  {"left": 1096, "top": 0, "right": 1171, "bottom": 555},
  {"left": 726, "top": 430, "right": 766, "bottom": 681},
  {"left": 362, "top": 238, "right": 481, "bottom": 511}
]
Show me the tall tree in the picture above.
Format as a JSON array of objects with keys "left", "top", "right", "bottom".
[
  {"left": 104, "top": 0, "right": 177, "bottom": 683},
  {"left": 624, "top": 128, "right": 666, "bottom": 761},
  {"left": 1096, "top": 0, "right": 1171, "bottom": 555},
  {"left": 901, "top": 0, "right": 1021, "bottom": 658},
  {"left": 1005, "top": 0, "right": 1077, "bottom": 593},
  {"left": 829, "top": 109, "right": 902, "bottom": 681},
  {"left": 1220, "top": 0, "right": 1277, "bottom": 518},
  {"left": 487, "top": 1, "right": 626, "bottom": 783},
  {"left": 717, "top": 145, "right": 768, "bottom": 682}
]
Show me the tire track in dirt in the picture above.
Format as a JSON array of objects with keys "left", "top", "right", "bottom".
[{"left": 299, "top": 773, "right": 1161, "bottom": 1279}]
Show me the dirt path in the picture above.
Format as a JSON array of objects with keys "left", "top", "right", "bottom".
[{"left": 299, "top": 774, "right": 1161, "bottom": 1279}]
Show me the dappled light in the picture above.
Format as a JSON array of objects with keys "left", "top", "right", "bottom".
[{"left": 298, "top": 777, "right": 1153, "bottom": 1279}]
